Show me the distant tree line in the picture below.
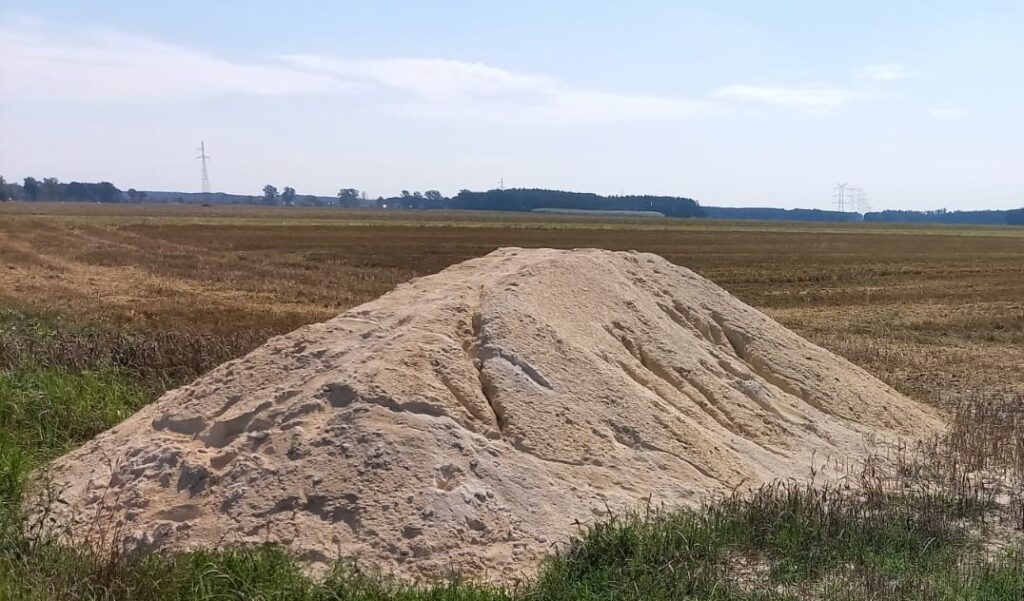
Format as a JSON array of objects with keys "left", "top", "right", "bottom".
[
  {"left": 0, "top": 176, "right": 124, "bottom": 203},
  {"left": 447, "top": 189, "right": 704, "bottom": 217},
  {"left": 704, "top": 206, "right": 1024, "bottom": 225},
  {"left": 250, "top": 186, "right": 703, "bottom": 215},
  {"left": 3, "top": 174, "right": 1022, "bottom": 226},
  {"left": 255, "top": 185, "right": 390, "bottom": 207},
  {"left": 863, "top": 208, "right": 1012, "bottom": 225},
  {"left": 376, "top": 189, "right": 446, "bottom": 209},
  {"left": 702, "top": 206, "right": 862, "bottom": 222},
  {"left": 325, "top": 188, "right": 704, "bottom": 215}
]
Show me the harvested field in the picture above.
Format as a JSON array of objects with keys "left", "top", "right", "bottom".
[
  {"left": 2, "top": 202, "right": 1023, "bottom": 599},
  {"left": 1, "top": 202, "right": 1022, "bottom": 403}
]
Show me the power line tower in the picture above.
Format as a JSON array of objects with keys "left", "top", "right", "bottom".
[
  {"left": 847, "top": 187, "right": 870, "bottom": 213},
  {"left": 858, "top": 193, "right": 871, "bottom": 213},
  {"left": 833, "top": 182, "right": 848, "bottom": 212},
  {"left": 196, "top": 141, "right": 211, "bottom": 194}
]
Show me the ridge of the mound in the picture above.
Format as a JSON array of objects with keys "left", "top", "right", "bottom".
[{"left": 38, "top": 248, "right": 941, "bottom": 581}]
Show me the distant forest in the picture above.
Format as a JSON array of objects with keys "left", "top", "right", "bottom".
[
  {"left": 0, "top": 176, "right": 124, "bottom": 204},
  {"left": 2, "top": 174, "right": 1021, "bottom": 226},
  {"left": 702, "top": 206, "right": 861, "bottom": 222},
  {"left": 865, "top": 208, "right": 1024, "bottom": 226},
  {"left": 450, "top": 189, "right": 703, "bottom": 218}
]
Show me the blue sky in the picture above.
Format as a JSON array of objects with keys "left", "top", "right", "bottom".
[{"left": 1, "top": 1, "right": 1021, "bottom": 210}]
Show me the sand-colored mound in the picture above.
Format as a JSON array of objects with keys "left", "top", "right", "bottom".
[{"left": 39, "top": 248, "right": 941, "bottom": 581}]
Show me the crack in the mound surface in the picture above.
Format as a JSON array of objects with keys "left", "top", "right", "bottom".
[
  {"left": 617, "top": 360, "right": 681, "bottom": 413},
  {"left": 436, "top": 370, "right": 493, "bottom": 427},
  {"left": 607, "top": 323, "right": 782, "bottom": 456},
  {"left": 669, "top": 362, "right": 780, "bottom": 455},
  {"left": 710, "top": 313, "right": 827, "bottom": 414},
  {"left": 605, "top": 324, "right": 733, "bottom": 432},
  {"left": 608, "top": 425, "right": 718, "bottom": 481},
  {"left": 606, "top": 355, "right": 743, "bottom": 479},
  {"left": 673, "top": 302, "right": 726, "bottom": 345},
  {"left": 478, "top": 346, "right": 553, "bottom": 390},
  {"left": 657, "top": 302, "right": 700, "bottom": 334},
  {"left": 635, "top": 344, "right": 743, "bottom": 435},
  {"left": 469, "top": 312, "right": 505, "bottom": 435},
  {"left": 727, "top": 377, "right": 792, "bottom": 423},
  {"left": 511, "top": 439, "right": 586, "bottom": 466},
  {"left": 711, "top": 312, "right": 750, "bottom": 362},
  {"left": 386, "top": 325, "right": 496, "bottom": 430}
]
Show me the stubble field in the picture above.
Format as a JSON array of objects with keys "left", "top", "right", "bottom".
[
  {"left": 2, "top": 202, "right": 1022, "bottom": 402},
  {"left": 1, "top": 202, "right": 1023, "bottom": 600}
]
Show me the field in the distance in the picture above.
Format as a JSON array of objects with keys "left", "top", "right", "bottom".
[
  {"left": 2, "top": 201, "right": 1022, "bottom": 404},
  {"left": 2, "top": 202, "right": 1024, "bottom": 599}
]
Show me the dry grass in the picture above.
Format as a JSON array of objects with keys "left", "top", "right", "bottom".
[
  {"left": 2, "top": 202, "right": 1023, "bottom": 599},
  {"left": 2, "top": 202, "right": 1021, "bottom": 403}
]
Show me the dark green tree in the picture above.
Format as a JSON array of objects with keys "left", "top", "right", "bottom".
[
  {"left": 281, "top": 186, "right": 297, "bottom": 206},
  {"left": 23, "top": 177, "right": 40, "bottom": 201},
  {"left": 337, "top": 188, "right": 361, "bottom": 207},
  {"left": 262, "top": 184, "right": 279, "bottom": 205},
  {"left": 421, "top": 190, "right": 445, "bottom": 209},
  {"left": 62, "top": 181, "right": 121, "bottom": 202},
  {"left": 0, "top": 176, "right": 8, "bottom": 201},
  {"left": 40, "top": 177, "right": 61, "bottom": 200}
]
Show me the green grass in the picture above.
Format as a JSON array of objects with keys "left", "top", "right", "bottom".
[
  {"left": 4, "top": 483, "right": 1022, "bottom": 599},
  {"left": 0, "top": 362, "right": 149, "bottom": 599},
  {"left": 525, "top": 483, "right": 1017, "bottom": 600},
  {"left": 0, "top": 310, "right": 1021, "bottom": 599},
  {"left": 0, "top": 364, "right": 147, "bottom": 458},
  {"left": 0, "top": 364, "right": 148, "bottom": 527}
]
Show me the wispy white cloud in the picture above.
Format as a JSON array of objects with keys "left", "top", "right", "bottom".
[
  {"left": 859, "top": 64, "right": 911, "bottom": 82},
  {"left": 0, "top": 20, "right": 715, "bottom": 124},
  {"left": 280, "top": 54, "right": 715, "bottom": 123},
  {"left": 278, "top": 55, "right": 555, "bottom": 102},
  {"left": 928, "top": 107, "right": 966, "bottom": 119},
  {"left": 3, "top": 19, "right": 878, "bottom": 124},
  {"left": 545, "top": 90, "right": 714, "bottom": 123},
  {"left": 713, "top": 84, "right": 851, "bottom": 113},
  {"left": 0, "top": 25, "right": 349, "bottom": 101}
]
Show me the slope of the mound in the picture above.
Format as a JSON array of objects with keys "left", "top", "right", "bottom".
[{"left": 39, "top": 248, "right": 941, "bottom": 581}]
